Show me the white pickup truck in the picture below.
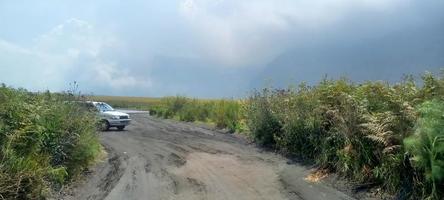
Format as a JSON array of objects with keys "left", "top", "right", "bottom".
[{"left": 84, "top": 101, "right": 131, "bottom": 131}]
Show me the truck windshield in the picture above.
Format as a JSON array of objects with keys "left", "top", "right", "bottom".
[{"left": 95, "top": 103, "right": 114, "bottom": 112}]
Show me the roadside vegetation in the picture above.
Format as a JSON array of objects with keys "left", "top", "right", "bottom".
[
  {"left": 29, "top": 70, "right": 442, "bottom": 199},
  {"left": 149, "top": 97, "right": 245, "bottom": 133},
  {"left": 146, "top": 70, "right": 444, "bottom": 199},
  {"left": 0, "top": 84, "right": 101, "bottom": 199},
  {"left": 90, "top": 95, "right": 161, "bottom": 111},
  {"left": 245, "top": 71, "right": 444, "bottom": 199}
]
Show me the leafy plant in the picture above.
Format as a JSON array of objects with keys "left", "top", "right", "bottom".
[
  {"left": 150, "top": 96, "right": 244, "bottom": 132},
  {"left": 244, "top": 70, "right": 443, "bottom": 199},
  {"left": 245, "top": 89, "right": 281, "bottom": 146},
  {"left": 0, "top": 85, "right": 101, "bottom": 199},
  {"left": 404, "top": 100, "right": 444, "bottom": 199}
]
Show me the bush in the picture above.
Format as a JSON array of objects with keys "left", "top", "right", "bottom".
[
  {"left": 147, "top": 71, "right": 443, "bottom": 199},
  {"left": 404, "top": 100, "right": 444, "bottom": 199},
  {"left": 149, "top": 96, "right": 243, "bottom": 133},
  {"left": 0, "top": 85, "right": 101, "bottom": 199},
  {"left": 244, "top": 70, "right": 444, "bottom": 199},
  {"left": 245, "top": 89, "right": 281, "bottom": 147}
]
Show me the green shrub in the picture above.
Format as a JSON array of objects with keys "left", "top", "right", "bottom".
[
  {"left": 244, "top": 71, "right": 443, "bottom": 199},
  {"left": 147, "top": 70, "right": 443, "bottom": 199},
  {"left": 419, "top": 71, "right": 444, "bottom": 101},
  {"left": 149, "top": 96, "right": 243, "bottom": 132},
  {"left": 245, "top": 89, "right": 281, "bottom": 146},
  {"left": 266, "top": 84, "right": 323, "bottom": 159},
  {"left": 0, "top": 85, "right": 101, "bottom": 199},
  {"left": 404, "top": 100, "right": 444, "bottom": 199}
]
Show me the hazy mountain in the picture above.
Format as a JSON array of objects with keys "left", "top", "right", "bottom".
[{"left": 252, "top": 19, "right": 444, "bottom": 89}]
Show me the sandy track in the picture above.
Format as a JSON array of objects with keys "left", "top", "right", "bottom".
[{"left": 59, "top": 113, "right": 354, "bottom": 200}]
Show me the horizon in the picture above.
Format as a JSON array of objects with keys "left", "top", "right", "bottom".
[{"left": 3, "top": 69, "right": 441, "bottom": 99}]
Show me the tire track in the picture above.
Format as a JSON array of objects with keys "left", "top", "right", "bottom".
[{"left": 58, "top": 113, "right": 354, "bottom": 200}]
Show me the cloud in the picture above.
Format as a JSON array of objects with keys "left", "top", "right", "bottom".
[
  {"left": 179, "top": 0, "right": 402, "bottom": 67},
  {"left": 0, "top": 18, "right": 151, "bottom": 94},
  {"left": 1, "top": 0, "right": 442, "bottom": 98}
]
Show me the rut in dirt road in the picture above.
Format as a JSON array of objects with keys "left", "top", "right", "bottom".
[{"left": 60, "top": 113, "right": 354, "bottom": 200}]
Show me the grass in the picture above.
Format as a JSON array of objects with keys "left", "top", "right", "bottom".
[
  {"left": 0, "top": 85, "right": 101, "bottom": 199},
  {"left": 149, "top": 96, "right": 245, "bottom": 133},
  {"left": 404, "top": 100, "right": 444, "bottom": 199},
  {"left": 245, "top": 71, "right": 444, "bottom": 199},
  {"left": 89, "top": 95, "right": 161, "bottom": 110}
]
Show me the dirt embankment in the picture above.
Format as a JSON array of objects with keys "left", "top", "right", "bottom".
[{"left": 57, "top": 113, "right": 355, "bottom": 200}]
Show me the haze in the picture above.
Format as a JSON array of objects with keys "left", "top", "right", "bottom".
[{"left": 0, "top": 0, "right": 443, "bottom": 98}]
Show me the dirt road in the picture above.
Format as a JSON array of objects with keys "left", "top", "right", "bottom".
[{"left": 60, "top": 113, "right": 355, "bottom": 200}]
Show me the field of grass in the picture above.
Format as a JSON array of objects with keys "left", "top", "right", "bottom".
[
  {"left": 149, "top": 96, "right": 245, "bottom": 133},
  {"left": 0, "top": 86, "right": 101, "bottom": 199},
  {"left": 89, "top": 95, "right": 161, "bottom": 110}
]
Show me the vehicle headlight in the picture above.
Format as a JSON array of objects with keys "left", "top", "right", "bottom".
[{"left": 111, "top": 116, "right": 120, "bottom": 120}]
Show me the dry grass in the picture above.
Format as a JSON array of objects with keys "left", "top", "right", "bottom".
[
  {"left": 304, "top": 169, "right": 330, "bottom": 183},
  {"left": 89, "top": 95, "right": 161, "bottom": 110}
]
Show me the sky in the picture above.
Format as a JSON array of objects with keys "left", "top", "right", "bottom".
[{"left": 0, "top": 0, "right": 443, "bottom": 98}]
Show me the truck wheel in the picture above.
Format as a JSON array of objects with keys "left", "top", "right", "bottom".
[
  {"left": 100, "top": 120, "right": 110, "bottom": 131},
  {"left": 117, "top": 126, "right": 125, "bottom": 131}
]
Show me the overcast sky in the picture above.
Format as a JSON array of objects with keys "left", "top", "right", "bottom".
[{"left": 0, "top": 0, "right": 443, "bottom": 97}]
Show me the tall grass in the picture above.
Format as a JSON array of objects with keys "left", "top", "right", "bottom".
[
  {"left": 404, "top": 100, "right": 444, "bottom": 199},
  {"left": 0, "top": 85, "right": 101, "bottom": 199},
  {"left": 245, "top": 71, "right": 444, "bottom": 199},
  {"left": 149, "top": 96, "right": 243, "bottom": 133},
  {"left": 89, "top": 95, "right": 161, "bottom": 111}
]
